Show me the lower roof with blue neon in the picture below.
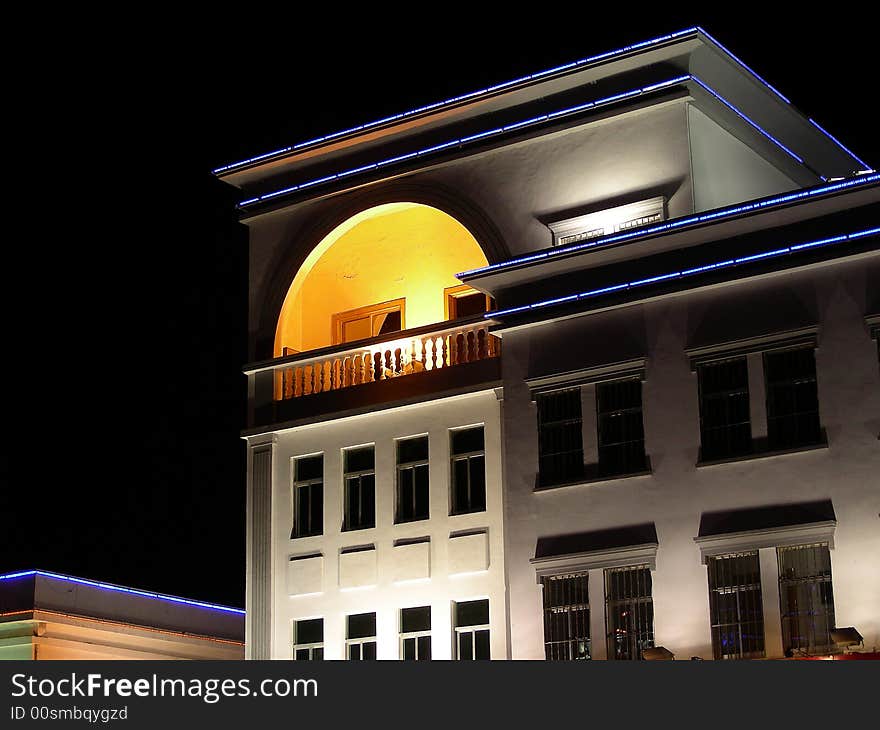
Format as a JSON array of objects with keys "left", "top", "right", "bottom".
[{"left": 0, "top": 570, "right": 245, "bottom": 615}]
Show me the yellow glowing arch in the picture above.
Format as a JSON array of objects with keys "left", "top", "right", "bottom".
[{"left": 274, "top": 203, "right": 490, "bottom": 356}]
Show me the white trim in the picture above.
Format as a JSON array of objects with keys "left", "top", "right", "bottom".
[
  {"left": 693, "top": 520, "right": 836, "bottom": 564},
  {"left": 530, "top": 542, "right": 658, "bottom": 582},
  {"left": 527, "top": 358, "right": 646, "bottom": 399},
  {"left": 687, "top": 326, "right": 818, "bottom": 369},
  {"left": 547, "top": 197, "right": 666, "bottom": 246}
]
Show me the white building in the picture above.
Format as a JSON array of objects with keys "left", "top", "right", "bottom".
[{"left": 218, "top": 28, "right": 880, "bottom": 660}]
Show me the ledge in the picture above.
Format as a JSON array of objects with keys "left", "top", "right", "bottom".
[
  {"left": 534, "top": 458, "right": 653, "bottom": 493},
  {"left": 696, "top": 438, "right": 828, "bottom": 468}
]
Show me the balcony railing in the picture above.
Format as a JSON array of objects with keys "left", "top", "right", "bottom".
[{"left": 273, "top": 317, "right": 500, "bottom": 401}]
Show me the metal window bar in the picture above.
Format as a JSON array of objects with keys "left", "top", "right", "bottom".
[
  {"left": 541, "top": 572, "right": 591, "bottom": 660},
  {"left": 697, "top": 357, "right": 752, "bottom": 461},
  {"left": 777, "top": 543, "right": 836, "bottom": 656},
  {"left": 764, "top": 347, "right": 821, "bottom": 450},
  {"left": 596, "top": 378, "right": 647, "bottom": 476},
  {"left": 708, "top": 551, "right": 765, "bottom": 659},
  {"left": 605, "top": 565, "right": 654, "bottom": 661},
  {"left": 537, "top": 388, "right": 584, "bottom": 486}
]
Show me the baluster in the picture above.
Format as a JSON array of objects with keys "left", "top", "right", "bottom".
[
  {"left": 466, "top": 330, "right": 476, "bottom": 363},
  {"left": 373, "top": 352, "right": 383, "bottom": 381},
  {"left": 362, "top": 353, "right": 373, "bottom": 382},
  {"left": 394, "top": 348, "right": 402, "bottom": 375},
  {"left": 454, "top": 333, "right": 464, "bottom": 365},
  {"left": 303, "top": 365, "right": 312, "bottom": 395},
  {"left": 384, "top": 349, "right": 393, "bottom": 378},
  {"left": 441, "top": 336, "right": 449, "bottom": 368},
  {"left": 294, "top": 367, "right": 302, "bottom": 397},
  {"left": 314, "top": 363, "right": 322, "bottom": 393},
  {"left": 323, "top": 361, "right": 331, "bottom": 391},
  {"left": 414, "top": 338, "right": 424, "bottom": 369},
  {"left": 477, "top": 328, "right": 488, "bottom": 360},
  {"left": 342, "top": 357, "right": 351, "bottom": 387}
]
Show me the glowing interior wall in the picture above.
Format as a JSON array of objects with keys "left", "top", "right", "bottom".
[{"left": 275, "top": 203, "right": 488, "bottom": 355}]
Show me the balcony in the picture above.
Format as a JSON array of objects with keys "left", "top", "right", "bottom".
[{"left": 247, "top": 316, "right": 501, "bottom": 431}]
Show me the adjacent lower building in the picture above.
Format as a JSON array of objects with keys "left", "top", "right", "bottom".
[
  {"left": 219, "top": 27, "right": 880, "bottom": 660},
  {"left": 0, "top": 571, "right": 244, "bottom": 660}
]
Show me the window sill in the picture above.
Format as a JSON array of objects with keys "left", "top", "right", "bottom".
[
  {"left": 394, "top": 516, "right": 431, "bottom": 526},
  {"left": 534, "top": 465, "right": 653, "bottom": 493},
  {"left": 450, "top": 508, "right": 488, "bottom": 518},
  {"left": 342, "top": 524, "right": 377, "bottom": 534},
  {"left": 696, "top": 438, "right": 829, "bottom": 468}
]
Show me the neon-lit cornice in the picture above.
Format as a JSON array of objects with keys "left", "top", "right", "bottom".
[
  {"left": 488, "top": 226, "right": 880, "bottom": 319},
  {"left": 458, "top": 174, "right": 880, "bottom": 278},
  {"left": 237, "top": 75, "right": 814, "bottom": 210},
  {"left": 214, "top": 27, "right": 867, "bottom": 179},
  {"left": 213, "top": 28, "right": 699, "bottom": 175},
  {"left": 0, "top": 570, "right": 245, "bottom": 616}
]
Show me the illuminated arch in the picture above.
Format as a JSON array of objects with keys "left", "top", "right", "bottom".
[{"left": 274, "top": 202, "right": 490, "bottom": 356}]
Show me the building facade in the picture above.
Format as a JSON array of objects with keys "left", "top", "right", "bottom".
[
  {"left": 0, "top": 571, "right": 244, "bottom": 660},
  {"left": 220, "top": 28, "right": 879, "bottom": 660}
]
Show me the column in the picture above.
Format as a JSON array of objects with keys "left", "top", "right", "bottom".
[
  {"left": 247, "top": 444, "right": 274, "bottom": 660},
  {"left": 581, "top": 384, "right": 599, "bottom": 466},
  {"left": 588, "top": 568, "right": 607, "bottom": 660},
  {"left": 747, "top": 353, "right": 768, "bottom": 440},
  {"left": 759, "top": 547, "right": 784, "bottom": 658}
]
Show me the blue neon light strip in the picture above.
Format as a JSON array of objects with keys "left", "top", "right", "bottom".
[
  {"left": 489, "top": 227, "right": 880, "bottom": 318},
  {"left": 214, "top": 28, "right": 699, "bottom": 174},
  {"left": 458, "top": 173, "right": 880, "bottom": 278},
  {"left": 239, "top": 76, "right": 691, "bottom": 208},
  {"left": 240, "top": 74, "right": 814, "bottom": 210},
  {"left": 808, "top": 118, "right": 871, "bottom": 170},
  {"left": 0, "top": 570, "right": 245, "bottom": 615}
]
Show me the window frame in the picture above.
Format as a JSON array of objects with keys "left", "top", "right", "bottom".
[
  {"left": 595, "top": 377, "right": 647, "bottom": 477},
  {"left": 449, "top": 426, "right": 487, "bottom": 515},
  {"left": 604, "top": 564, "right": 654, "bottom": 661},
  {"left": 331, "top": 298, "right": 406, "bottom": 345},
  {"left": 292, "top": 618, "right": 324, "bottom": 661},
  {"left": 696, "top": 356, "right": 753, "bottom": 461},
  {"left": 453, "top": 599, "right": 491, "bottom": 660},
  {"left": 536, "top": 387, "right": 584, "bottom": 487},
  {"left": 763, "top": 345, "right": 822, "bottom": 451},
  {"left": 707, "top": 551, "right": 765, "bottom": 660},
  {"left": 395, "top": 435, "right": 430, "bottom": 524},
  {"left": 399, "top": 606, "right": 432, "bottom": 661},
  {"left": 444, "top": 284, "right": 493, "bottom": 320},
  {"left": 777, "top": 542, "right": 836, "bottom": 657},
  {"left": 345, "top": 612, "right": 378, "bottom": 661},
  {"left": 342, "top": 446, "right": 376, "bottom": 532},
  {"left": 541, "top": 572, "right": 591, "bottom": 661},
  {"left": 292, "top": 455, "right": 323, "bottom": 539}
]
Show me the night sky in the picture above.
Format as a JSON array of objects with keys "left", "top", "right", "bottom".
[{"left": 2, "top": 12, "right": 876, "bottom": 609}]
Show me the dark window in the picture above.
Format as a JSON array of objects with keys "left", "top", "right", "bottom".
[
  {"left": 537, "top": 388, "right": 583, "bottom": 487},
  {"left": 778, "top": 543, "right": 835, "bottom": 656},
  {"left": 450, "top": 427, "right": 486, "bottom": 514},
  {"left": 596, "top": 378, "right": 647, "bottom": 476},
  {"left": 708, "top": 552, "right": 764, "bottom": 659},
  {"left": 343, "top": 446, "right": 375, "bottom": 532},
  {"left": 400, "top": 606, "right": 431, "bottom": 660},
  {"left": 541, "top": 573, "right": 591, "bottom": 660},
  {"left": 605, "top": 565, "right": 654, "bottom": 660},
  {"left": 454, "top": 599, "right": 490, "bottom": 660},
  {"left": 765, "top": 347, "right": 821, "bottom": 450},
  {"left": 698, "top": 357, "right": 752, "bottom": 461},
  {"left": 396, "top": 436, "right": 429, "bottom": 523},
  {"left": 292, "top": 455, "right": 323, "bottom": 538},
  {"left": 346, "top": 612, "right": 377, "bottom": 660},
  {"left": 293, "top": 618, "right": 324, "bottom": 660}
]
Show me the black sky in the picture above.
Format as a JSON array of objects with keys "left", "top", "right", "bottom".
[{"left": 2, "top": 10, "right": 877, "bottom": 608}]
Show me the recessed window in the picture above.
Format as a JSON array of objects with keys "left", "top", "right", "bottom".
[
  {"left": 400, "top": 606, "right": 431, "bottom": 661},
  {"left": 343, "top": 446, "right": 375, "bottom": 532},
  {"left": 778, "top": 543, "right": 835, "bottom": 656},
  {"left": 293, "top": 618, "right": 324, "bottom": 660},
  {"left": 547, "top": 197, "right": 666, "bottom": 247},
  {"left": 445, "top": 284, "right": 493, "bottom": 320},
  {"left": 541, "top": 573, "right": 590, "bottom": 660},
  {"left": 605, "top": 565, "right": 654, "bottom": 660},
  {"left": 764, "top": 347, "right": 822, "bottom": 450},
  {"left": 537, "top": 388, "right": 584, "bottom": 487},
  {"left": 707, "top": 552, "right": 764, "bottom": 659},
  {"left": 332, "top": 299, "right": 405, "bottom": 345},
  {"left": 396, "top": 436, "right": 430, "bottom": 523},
  {"left": 450, "top": 427, "right": 486, "bottom": 515},
  {"left": 292, "top": 455, "right": 323, "bottom": 538},
  {"left": 596, "top": 378, "right": 647, "bottom": 477},
  {"left": 454, "top": 599, "right": 490, "bottom": 660},
  {"left": 346, "top": 612, "right": 377, "bottom": 660},
  {"left": 698, "top": 357, "right": 752, "bottom": 461}
]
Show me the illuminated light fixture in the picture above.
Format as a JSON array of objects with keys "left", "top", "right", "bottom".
[
  {"left": 214, "top": 27, "right": 865, "bottom": 176},
  {"left": 460, "top": 173, "right": 880, "bottom": 278},
  {"left": 549, "top": 197, "right": 666, "bottom": 246},
  {"left": 830, "top": 627, "right": 863, "bottom": 648},
  {"left": 239, "top": 75, "right": 814, "bottom": 209},
  {"left": 489, "top": 226, "right": 880, "bottom": 318},
  {"left": 0, "top": 570, "right": 245, "bottom": 615},
  {"left": 642, "top": 646, "right": 675, "bottom": 660}
]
